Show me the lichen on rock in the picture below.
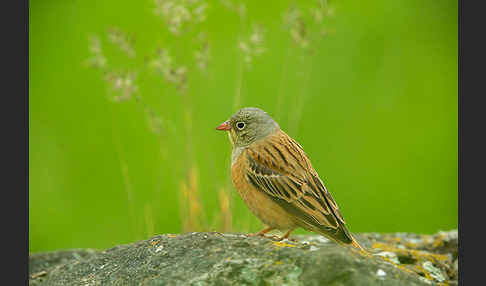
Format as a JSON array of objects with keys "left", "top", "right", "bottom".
[{"left": 29, "top": 230, "right": 458, "bottom": 286}]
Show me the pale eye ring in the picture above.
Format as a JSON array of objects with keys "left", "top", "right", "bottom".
[{"left": 236, "top": 121, "right": 246, "bottom": 130}]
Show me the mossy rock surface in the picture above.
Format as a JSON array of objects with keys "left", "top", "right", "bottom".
[{"left": 29, "top": 230, "right": 457, "bottom": 286}]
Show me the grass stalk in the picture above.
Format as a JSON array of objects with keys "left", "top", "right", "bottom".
[
  {"left": 275, "top": 41, "right": 292, "bottom": 121},
  {"left": 111, "top": 111, "right": 137, "bottom": 240}
]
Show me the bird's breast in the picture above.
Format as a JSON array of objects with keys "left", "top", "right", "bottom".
[{"left": 231, "top": 150, "right": 296, "bottom": 230}]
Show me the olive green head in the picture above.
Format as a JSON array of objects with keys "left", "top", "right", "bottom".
[{"left": 216, "top": 107, "right": 280, "bottom": 148}]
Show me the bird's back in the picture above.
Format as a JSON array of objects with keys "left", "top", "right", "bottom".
[{"left": 242, "top": 130, "right": 364, "bottom": 250}]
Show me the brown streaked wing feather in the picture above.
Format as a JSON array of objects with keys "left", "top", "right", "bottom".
[
  {"left": 278, "top": 132, "right": 348, "bottom": 225},
  {"left": 245, "top": 131, "right": 352, "bottom": 240}
]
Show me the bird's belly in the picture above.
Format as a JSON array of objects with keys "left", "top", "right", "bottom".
[{"left": 231, "top": 160, "right": 296, "bottom": 230}]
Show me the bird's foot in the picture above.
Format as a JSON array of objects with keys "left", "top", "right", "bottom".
[
  {"left": 273, "top": 229, "right": 297, "bottom": 242},
  {"left": 280, "top": 237, "right": 299, "bottom": 242},
  {"left": 245, "top": 233, "right": 262, "bottom": 237},
  {"left": 245, "top": 227, "right": 274, "bottom": 238}
]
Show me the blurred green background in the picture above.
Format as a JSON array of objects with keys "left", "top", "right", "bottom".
[{"left": 29, "top": 0, "right": 457, "bottom": 253}]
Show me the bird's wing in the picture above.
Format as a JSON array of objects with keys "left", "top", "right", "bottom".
[{"left": 244, "top": 130, "right": 352, "bottom": 242}]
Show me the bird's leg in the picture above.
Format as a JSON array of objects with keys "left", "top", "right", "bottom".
[
  {"left": 276, "top": 229, "right": 295, "bottom": 241},
  {"left": 246, "top": 227, "right": 274, "bottom": 237}
]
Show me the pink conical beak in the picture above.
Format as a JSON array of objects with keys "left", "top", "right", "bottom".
[{"left": 216, "top": 121, "right": 231, "bottom": 131}]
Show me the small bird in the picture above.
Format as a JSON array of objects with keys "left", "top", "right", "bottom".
[{"left": 216, "top": 107, "right": 364, "bottom": 251}]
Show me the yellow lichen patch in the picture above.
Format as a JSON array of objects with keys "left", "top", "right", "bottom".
[
  {"left": 372, "top": 242, "right": 450, "bottom": 263},
  {"left": 273, "top": 241, "right": 296, "bottom": 248},
  {"left": 371, "top": 242, "right": 389, "bottom": 251},
  {"left": 150, "top": 240, "right": 159, "bottom": 246},
  {"left": 431, "top": 233, "right": 447, "bottom": 248},
  {"left": 403, "top": 241, "right": 419, "bottom": 249},
  {"left": 371, "top": 242, "right": 451, "bottom": 284},
  {"left": 394, "top": 263, "right": 418, "bottom": 276}
]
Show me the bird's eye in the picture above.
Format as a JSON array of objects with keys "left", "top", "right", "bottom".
[{"left": 236, "top": 122, "right": 246, "bottom": 130}]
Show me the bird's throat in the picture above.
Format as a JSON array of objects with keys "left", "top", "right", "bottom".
[
  {"left": 231, "top": 146, "right": 244, "bottom": 166},
  {"left": 227, "top": 129, "right": 236, "bottom": 147}
]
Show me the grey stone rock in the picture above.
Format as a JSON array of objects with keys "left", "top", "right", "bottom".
[{"left": 29, "top": 230, "right": 457, "bottom": 286}]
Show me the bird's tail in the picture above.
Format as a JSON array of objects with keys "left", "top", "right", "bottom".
[
  {"left": 349, "top": 237, "right": 367, "bottom": 252},
  {"left": 317, "top": 226, "right": 368, "bottom": 253},
  {"left": 342, "top": 228, "right": 368, "bottom": 253}
]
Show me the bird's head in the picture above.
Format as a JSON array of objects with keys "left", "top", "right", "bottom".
[{"left": 216, "top": 107, "right": 280, "bottom": 148}]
